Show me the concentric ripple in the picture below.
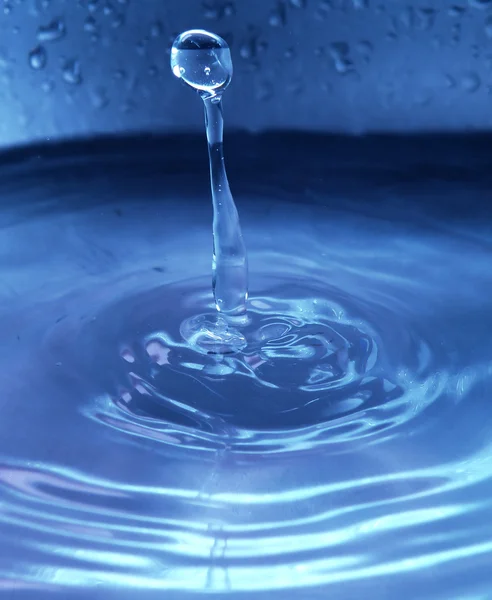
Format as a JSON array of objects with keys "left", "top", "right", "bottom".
[{"left": 0, "top": 137, "right": 492, "bottom": 598}]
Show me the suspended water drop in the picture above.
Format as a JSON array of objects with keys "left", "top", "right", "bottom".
[
  {"left": 171, "top": 29, "right": 233, "bottom": 98},
  {"left": 37, "top": 18, "right": 66, "bottom": 42},
  {"left": 171, "top": 29, "right": 248, "bottom": 353},
  {"left": 28, "top": 45, "right": 47, "bottom": 70}
]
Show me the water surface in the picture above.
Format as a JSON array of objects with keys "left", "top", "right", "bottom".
[{"left": 0, "top": 133, "right": 491, "bottom": 599}]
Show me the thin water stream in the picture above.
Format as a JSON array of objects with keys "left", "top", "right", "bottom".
[{"left": 0, "top": 132, "right": 491, "bottom": 599}]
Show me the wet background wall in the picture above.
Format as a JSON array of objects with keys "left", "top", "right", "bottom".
[{"left": 0, "top": 0, "right": 491, "bottom": 147}]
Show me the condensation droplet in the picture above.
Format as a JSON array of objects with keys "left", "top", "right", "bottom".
[
  {"left": 468, "top": 0, "right": 492, "bottom": 8},
  {"left": 256, "top": 80, "right": 274, "bottom": 101},
  {"left": 460, "top": 71, "right": 481, "bottom": 92},
  {"left": 62, "top": 59, "right": 82, "bottom": 85},
  {"left": 41, "top": 79, "right": 54, "bottom": 93},
  {"left": 269, "top": 2, "right": 287, "bottom": 26},
  {"left": 37, "top": 18, "right": 66, "bottom": 42},
  {"left": 485, "top": 16, "right": 492, "bottom": 37},
  {"left": 150, "top": 20, "right": 163, "bottom": 37},
  {"left": 448, "top": 5, "right": 466, "bottom": 16},
  {"left": 29, "top": 45, "right": 47, "bottom": 70},
  {"left": 289, "top": 0, "right": 306, "bottom": 7},
  {"left": 91, "top": 86, "right": 109, "bottom": 108},
  {"left": 84, "top": 16, "right": 97, "bottom": 32},
  {"left": 329, "top": 42, "right": 354, "bottom": 75},
  {"left": 355, "top": 40, "right": 373, "bottom": 63}
]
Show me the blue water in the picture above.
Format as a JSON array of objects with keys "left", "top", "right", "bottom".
[{"left": 0, "top": 133, "right": 492, "bottom": 599}]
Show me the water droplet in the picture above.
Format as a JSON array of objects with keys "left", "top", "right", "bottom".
[
  {"left": 150, "top": 20, "right": 163, "bottom": 37},
  {"left": 28, "top": 45, "right": 47, "bottom": 70},
  {"left": 37, "top": 18, "right": 66, "bottom": 42},
  {"left": 111, "top": 13, "right": 124, "bottom": 28},
  {"left": 88, "top": 0, "right": 99, "bottom": 12},
  {"left": 416, "top": 7, "right": 436, "bottom": 30},
  {"left": 468, "top": 0, "right": 492, "bottom": 8},
  {"left": 202, "top": 0, "right": 235, "bottom": 19},
  {"left": 329, "top": 42, "right": 354, "bottom": 74},
  {"left": 445, "top": 74, "right": 456, "bottom": 88},
  {"left": 91, "top": 86, "right": 109, "bottom": 108},
  {"left": 485, "top": 16, "right": 492, "bottom": 36},
  {"left": 448, "top": 5, "right": 466, "bottom": 16},
  {"left": 460, "top": 71, "right": 481, "bottom": 92},
  {"left": 355, "top": 40, "right": 373, "bottom": 63},
  {"left": 352, "top": 0, "right": 368, "bottom": 8},
  {"left": 62, "top": 59, "right": 82, "bottom": 85},
  {"left": 170, "top": 29, "right": 232, "bottom": 98},
  {"left": 256, "top": 80, "right": 274, "bottom": 101},
  {"left": 41, "top": 80, "right": 54, "bottom": 93},
  {"left": 269, "top": 2, "right": 287, "bottom": 26},
  {"left": 284, "top": 46, "right": 296, "bottom": 59},
  {"left": 83, "top": 15, "right": 97, "bottom": 32},
  {"left": 289, "top": 0, "right": 306, "bottom": 7}
]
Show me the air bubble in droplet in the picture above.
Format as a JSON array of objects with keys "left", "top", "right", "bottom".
[
  {"left": 170, "top": 29, "right": 232, "bottom": 98},
  {"left": 29, "top": 46, "right": 47, "bottom": 70},
  {"left": 37, "top": 18, "right": 66, "bottom": 42}
]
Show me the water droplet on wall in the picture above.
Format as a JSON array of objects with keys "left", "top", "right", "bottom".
[
  {"left": 91, "top": 86, "right": 109, "bottom": 108},
  {"left": 29, "top": 45, "right": 47, "bottom": 70},
  {"left": 269, "top": 2, "right": 287, "bottom": 26},
  {"left": 329, "top": 42, "right": 354, "bottom": 74},
  {"left": 460, "top": 71, "right": 481, "bottom": 92},
  {"left": 83, "top": 15, "right": 97, "bottom": 32},
  {"left": 468, "top": 0, "right": 492, "bottom": 8},
  {"left": 37, "top": 18, "right": 66, "bottom": 42},
  {"left": 448, "top": 5, "right": 466, "bottom": 17},
  {"left": 485, "top": 16, "right": 492, "bottom": 36},
  {"left": 62, "top": 59, "right": 82, "bottom": 85},
  {"left": 150, "top": 21, "right": 163, "bottom": 37}
]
